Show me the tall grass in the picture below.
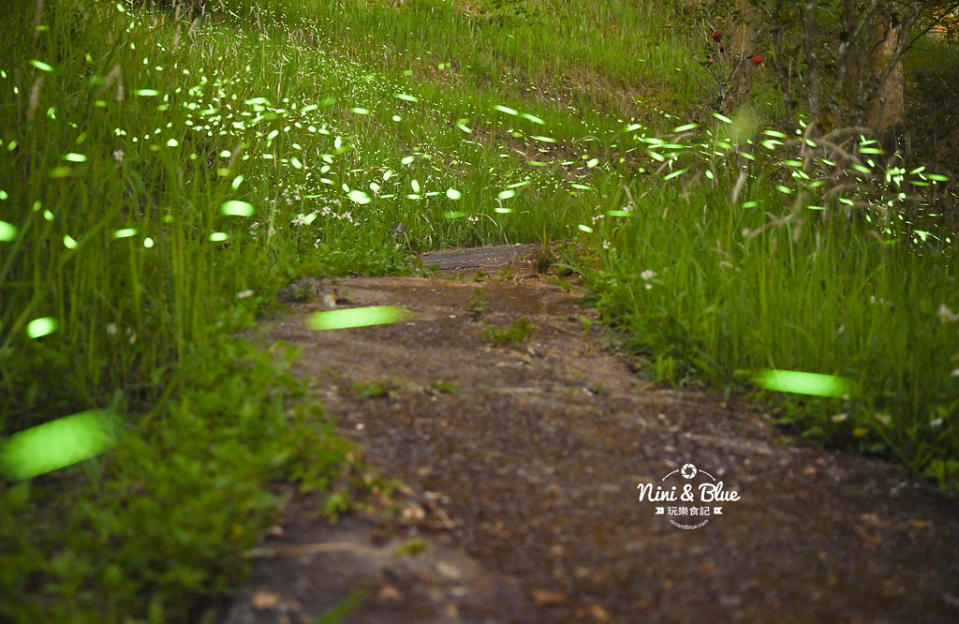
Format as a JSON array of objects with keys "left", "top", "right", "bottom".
[
  {"left": 1, "top": 0, "right": 689, "bottom": 618},
  {"left": 216, "top": 0, "right": 708, "bottom": 123},
  {"left": 577, "top": 117, "right": 959, "bottom": 487},
  {"left": 2, "top": 0, "right": 646, "bottom": 430}
]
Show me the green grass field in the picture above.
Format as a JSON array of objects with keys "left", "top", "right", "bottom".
[{"left": 1, "top": 0, "right": 957, "bottom": 621}]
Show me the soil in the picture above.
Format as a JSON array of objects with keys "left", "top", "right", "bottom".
[{"left": 219, "top": 244, "right": 959, "bottom": 624}]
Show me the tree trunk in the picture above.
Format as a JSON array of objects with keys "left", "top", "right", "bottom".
[
  {"left": 869, "top": 25, "right": 907, "bottom": 152},
  {"left": 731, "top": 0, "right": 758, "bottom": 109}
]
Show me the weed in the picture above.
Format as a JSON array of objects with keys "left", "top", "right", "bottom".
[
  {"left": 482, "top": 318, "right": 534, "bottom": 347},
  {"left": 495, "top": 265, "right": 516, "bottom": 281},
  {"left": 313, "top": 589, "right": 369, "bottom": 624},
  {"left": 466, "top": 288, "right": 488, "bottom": 316},
  {"left": 577, "top": 315, "right": 593, "bottom": 332},
  {"left": 392, "top": 536, "right": 427, "bottom": 557},
  {"left": 545, "top": 275, "right": 575, "bottom": 292},
  {"left": 352, "top": 380, "right": 403, "bottom": 400},
  {"left": 428, "top": 380, "right": 458, "bottom": 395}
]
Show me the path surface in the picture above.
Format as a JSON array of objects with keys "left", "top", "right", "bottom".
[{"left": 221, "top": 244, "right": 959, "bottom": 624}]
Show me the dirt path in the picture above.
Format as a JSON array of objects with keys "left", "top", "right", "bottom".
[{"left": 220, "top": 244, "right": 959, "bottom": 624}]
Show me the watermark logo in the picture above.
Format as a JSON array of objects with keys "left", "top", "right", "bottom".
[{"left": 637, "top": 463, "right": 741, "bottom": 530}]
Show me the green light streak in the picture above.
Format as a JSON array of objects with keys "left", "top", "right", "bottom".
[
  {"left": 220, "top": 200, "right": 254, "bottom": 217},
  {"left": 0, "top": 409, "right": 120, "bottom": 480},
  {"left": 309, "top": 306, "right": 408, "bottom": 330},
  {"left": 26, "top": 317, "right": 58, "bottom": 338},
  {"left": 753, "top": 369, "right": 854, "bottom": 397}
]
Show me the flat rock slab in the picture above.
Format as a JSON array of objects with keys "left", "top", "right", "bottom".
[
  {"left": 419, "top": 243, "right": 542, "bottom": 271},
  {"left": 223, "top": 245, "right": 959, "bottom": 624},
  {"left": 222, "top": 487, "right": 522, "bottom": 624}
]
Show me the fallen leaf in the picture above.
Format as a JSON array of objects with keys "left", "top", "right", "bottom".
[
  {"left": 377, "top": 583, "right": 403, "bottom": 602},
  {"left": 533, "top": 590, "right": 567, "bottom": 606},
  {"left": 436, "top": 561, "right": 462, "bottom": 579},
  {"left": 252, "top": 591, "right": 281, "bottom": 609},
  {"left": 586, "top": 604, "right": 610, "bottom": 622},
  {"left": 400, "top": 504, "right": 426, "bottom": 522},
  {"left": 860, "top": 513, "right": 883, "bottom": 527}
]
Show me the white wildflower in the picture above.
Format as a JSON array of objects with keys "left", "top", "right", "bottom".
[
  {"left": 937, "top": 303, "right": 959, "bottom": 323},
  {"left": 640, "top": 269, "right": 656, "bottom": 281},
  {"left": 290, "top": 212, "right": 316, "bottom": 226},
  {"left": 236, "top": 289, "right": 254, "bottom": 299}
]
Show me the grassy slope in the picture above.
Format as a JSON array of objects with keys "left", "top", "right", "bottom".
[{"left": 1, "top": 0, "right": 957, "bottom": 621}]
